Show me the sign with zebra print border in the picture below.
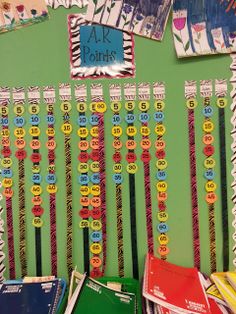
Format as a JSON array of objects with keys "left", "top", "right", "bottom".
[{"left": 68, "top": 14, "right": 135, "bottom": 80}]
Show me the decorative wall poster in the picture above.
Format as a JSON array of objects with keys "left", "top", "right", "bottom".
[
  {"left": 173, "top": 0, "right": 236, "bottom": 58},
  {"left": 230, "top": 53, "right": 236, "bottom": 268},
  {"left": 0, "top": 0, "right": 49, "bottom": 34},
  {"left": 46, "top": 0, "right": 87, "bottom": 8},
  {"left": 85, "top": 0, "right": 172, "bottom": 41},
  {"left": 68, "top": 14, "right": 135, "bottom": 80}
]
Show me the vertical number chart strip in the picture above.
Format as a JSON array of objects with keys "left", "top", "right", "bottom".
[
  {"left": 59, "top": 83, "right": 73, "bottom": 278},
  {"left": 88, "top": 100, "right": 102, "bottom": 277},
  {"left": 230, "top": 53, "right": 236, "bottom": 267},
  {"left": 43, "top": 86, "right": 58, "bottom": 277},
  {"left": 13, "top": 87, "right": 27, "bottom": 278},
  {"left": 0, "top": 87, "right": 11, "bottom": 280},
  {"left": 185, "top": 81, "right": 200, "bottom": 269},
  {"left": 28, "top": 88, "right": 43, "bottom": 277},
  {"left": 138, "top": 83, "right": 153, "bottom": 254},
  {"left": 76, "top": 84, "right": 90, "bottom": 274},
  {"left": 153, "top": 82, "right": 170, "bottom": 260},
  {"left": 124, "top": 83, "right": 139, "bottom": 279},
  {"left": 109, "top": 84, "right": 124, "bottom": 277},
  {"left": 90, "top": 84, "right": 107, "bottom": 278},
  {"left": 200, "top": 80, "right": 217, "bottom": 273},
  {"left": 215, "top": 79, "right": 229, "bottom": 271}
]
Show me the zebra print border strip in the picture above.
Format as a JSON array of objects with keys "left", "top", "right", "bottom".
[
  {"left": 46, "top": 0, "right": 87, "bottom": 8},
  {"left": 68, "top": 14, "right": 135, "bottom": 80},
  {"left": 215, "top": 79, "right": 229, "bottom": 272},
  {"left": 230, "top": 54, "right": 236, "bottom": 267},
  {"left": 185, "top": 80, "right": 201, "bottom": 270}
]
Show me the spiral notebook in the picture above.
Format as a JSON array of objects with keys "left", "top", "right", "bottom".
[{"left": 0, "top": 279, "right": 61, "bottom": 314}]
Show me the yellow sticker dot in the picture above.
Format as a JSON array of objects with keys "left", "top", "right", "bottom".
[
  {"left": 113, "top": 163, "right": 122, "bottom": 173},
  {"left": 91, "top": 185, "right": 101, "bottom": 196},
  {"left": 155, "top": 100, "right": 165, "bottom": 111},
  {"left": 155, "top": 125, "right": 166, "bottom": 136},
  {"left": 61, "top": 123, "right": 73, "bottom": 135},
  {"left": 14, "top": 105, "right": 25, "bottom": 115},
  {"left": 158, "top": 234, "right": 169, "bottom": 245},
  {"left": 204, "top": 157, "right": 216, "bottom": 169},
  {"left": 126, "top": 163, "right": 138, "bottom": 174},
  {"left": 186, "top": 99, "right": 197, "bottom": 109},
  {"left": 110, "top": 102, "right": 122, "bottom": 112},
  {"left": 156, "top": 159, "right": 168, "bottom": 170},
  {"left": 90, "top": 220, "right": 102, "bottom": 231},
  {"left": 79, "top": 220, "right": 90, "bottom": 228},
  {"left": 95, "top": 102, "right": 107, "bottom": 113},
  {"left": 31, "top": 185, "right": 42, "bottom": 196},
  {"left": 90, "top": 126, "right": 99, "bottom": 138},
  {"left": 47, "top": 185, "right": 58, "bottom": 194},
  {"left": 14, "top": 128, "right": 26, "bottom": 138},
  {"left": 156, "top": 181, "right": 168, "bottom": 192},
  {"left": 80, "top": 186, "right": 90, "bottom": 196},
  {"left": 29, "top": 104, "right": 40, "bottom": 115},
  {"left": 125, "top": 101, "right": 135, "bottom": 111},
  {"left": 140, "top": 126, "right": 150, "bottom": 136},
  {"left": 217, "top": 98, "right": 227, "bottom": 108},
  {"left": 78, "top": 163, "right": 89, "bottom": 174},
  {"left": 77, "top": 127, "right": 88, "bottom": 138},
  {"left": 157, "top": 212, "right": 169, "bottom": 222},
  {"left": 139, "top": 101, "right": 150, "bottom": 112},
  {"left": 0, "top": 105, "right": 9, "bottom": 115},
  {"left": 112, "top": 126, "right": 123, "bottom": 137},
  {"left": 60, "top": 102, "right": 72, "bottom": 113},
  {"left": 32, "top": 217, "right": 43, "bottom": 228},
  {"left": 29, "top": 127, "right": 40, "bottom": 137},
  {"left": 205, "top": 181, "right": 217, "bottom": 192},
  {"left": 203, "top": 121, "right": 214, "bottom": 133},
  {"left": 126, "top": 126, "right": 137, "bottom": 137},
  {"left": 1, "top": 158, "right": 12, "bottom": 168},
  {"left": 77, "top": 102, "right": 87, "bottom": 113},
  {"left": 90, "top": 161, "right": 100, "bottom": 173},
  {"left": 90, "top": 243, "right": 102, "bottom": 254}
]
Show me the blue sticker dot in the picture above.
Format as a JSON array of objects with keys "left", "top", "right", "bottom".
[
  {"left": 29, "top": 115, "right": 40, "bottom": 126},
  {"left": 154, "top": 112, "right": 164, "bottom": 122},
  {"left": 32, "top": 174, "right": 42, "bottom": 184},
  {"left": 112, "top": 174, "right": 123, "bottom": 184},
  {"left": 46, "top": 174, "right": 57, "bottom": 184},
  {"left": 78, "top": 115, "right": 88, "bottom": 126},
  {"left": 90, "top": 231, "right": 102, "bottom": 242},
  {"left": 90, "top": 114, "right": 99, "bottom": 126},
  {"left": 78, "top": 174, "right": 90, "bottom": 185},
  {"left": 125, "top": 113, "right": 136, "bottom": 124},
  {"left": 90, "top": 173, "right": 100, "bottom": 184},
  {"left": 156, "top": 171, "right": 167, "bottom": 181},
  {"left": 1, "top": 169, "right": 12, "bottom": 178},
  {"left": 204, "top": 169, "right": 215, "bottom": 180},
  {"left": 14, "top": 117, "right": 25, "bottom": 127},
  {"left": 112, "top": 114, "right": 121, "bottom": 125},
  {"left": 157, "top": 223, "right": 169, "bottom": 233},
  {"left": 139, "top": 113, "right": 150, "bottom": 123},
  {"left": 46, "top": 115, "right": 55, "bottom": 124},
  {"left": 203, "top": 106, "right": 213, "bottom": 118},
  {"left": 1, "top": 117, "right": 9, "bottom": 126}
]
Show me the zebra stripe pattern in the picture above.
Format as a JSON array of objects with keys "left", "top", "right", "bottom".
[
  {"left": 215, "top": 79, "right": 229, "bottom": 271},
  {"left": 43, "top": 87, "right": 58, "bottom": 277},
  {"left": 110, "top": 84, "right": 124, "bottom": 277},
  {"left": 43, "top": 86, "right": 56, "bottom": 105},
  {"left": 75, "top": 84, "right": 87, "bottom": 103},
  {"left": 0, "top": 86, "right": 9, "bottom": 282},
  {"left": 68, "top": 14, "right": 135, "bottom": 79},
  {"left": 91, "top": 83, "right": 107, "bottom": 277},
  {"left": 0, "top": 205, "right": 6, "bottom": 282},
  {"left": 59, "top": 84, "right": 73, "bottom": 278},
  {"left": 46, "top": 0, "right": 87, "bottom": 8},
  {"left": 138, "top": 83, "right": 153, "bottom": 254},
  {"left": 230, "top": 53, "right": 236, "bottom": 267},
  {"left": 185, "top": 80, "right": 201, "bottom": 269},
  {"left": 12, "top": 87, "right": 25, "bottom": 105}
]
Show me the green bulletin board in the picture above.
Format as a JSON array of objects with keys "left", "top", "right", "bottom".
[{"left": 0, "top": 7, "right": 233, "bottom": 280}]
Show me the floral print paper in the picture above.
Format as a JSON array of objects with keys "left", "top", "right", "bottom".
[
  {"left": 173, "top": 0, "right": 236, "bottom": 58},
  {"left": 85, "top": 0, "right": 172, "bottom": 41},
  {"left": 0, "top": 0, "right": 49, "bottom": 34}
]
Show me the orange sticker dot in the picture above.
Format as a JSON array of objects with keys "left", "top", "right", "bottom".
[
  {"left": 15, "top": 138, "right": 26, "bottom": 149},
  {"left": 90, "top": 139, "right": 99, "bottom": 150},
  {"left": 113, "top": 139, "right": 123, "bottom": 150},
  {"left": 80, "top": 197, "right": 90, "bottom": 207},
  {"left": 30, "top": 139, "right": 41, "bottom": 150},
  {"left": 78, "top": 140, "right": 89, "bottom": 151},
  {"left": 140, "top": 139, "right": 151, "bottom": 150}
]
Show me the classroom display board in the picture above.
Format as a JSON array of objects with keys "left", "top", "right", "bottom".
[{"left": 0, "top": 7, "right": 233, "bottom": 281}]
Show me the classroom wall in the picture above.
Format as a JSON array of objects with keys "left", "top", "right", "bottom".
[{"left": 0, "top": 7, "right": 233, "bottom": 280}]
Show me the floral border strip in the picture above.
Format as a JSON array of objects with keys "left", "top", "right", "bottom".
[
  {"left": 67, "top": 14, "right": 135, "bottom": 80},
  {"left": 230, "top": 53, "right": 236, "bottom": 267},
  {"left": 46, "top": 0, "right": 87, "bottom": 8},
  {"left": 0, "top": 1, "right": 49, "bottom": 34}
]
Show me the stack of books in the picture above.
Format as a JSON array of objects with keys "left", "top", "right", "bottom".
[
  {"left": 210, "top": 271, "right": 236, "bottom": 313},
  {"left": 0, "top": 276, "right": 66, "bottom": 314},
  {"left": 142, "top": 253, "right": 229, "bottom": 314},
  {"left": 65, "top": 270, "right": 138, "bottom": 314}
]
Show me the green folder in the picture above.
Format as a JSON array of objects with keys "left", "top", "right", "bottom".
[{"left": 65, "top": 274, "right": 136, "bottom": 314}]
